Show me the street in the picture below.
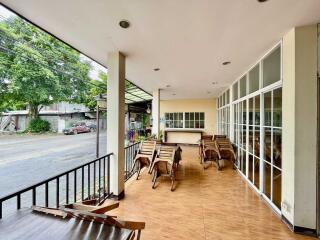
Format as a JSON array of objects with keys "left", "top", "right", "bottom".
[{"left": 0, "top": 132, "right": 107, "bottom": 198}]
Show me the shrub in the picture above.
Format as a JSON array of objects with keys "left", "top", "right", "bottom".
[{"left": 28, "top": 118, "right": 51, "bottom": 133}]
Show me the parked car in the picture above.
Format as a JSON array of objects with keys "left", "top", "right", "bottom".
[
  {"left": 63, "top": 122, "right": 91, "bottom": 135},
  {"left": 86, "top": 123, "right": 97, "bottom": 132}
]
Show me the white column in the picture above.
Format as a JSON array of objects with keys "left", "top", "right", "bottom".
[
  {"left": 107, "top": 52, "right": 125, "bottom": 199},
  {"left": 282, "top": 25, "right": 318, "bottom": 231},
  {"left": 152, "top": 89, "right": 160, "bottom": 138}
]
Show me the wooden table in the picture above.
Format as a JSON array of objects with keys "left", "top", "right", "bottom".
[{"left": 0, "top": 208, "right": 133, "bottom": 240}]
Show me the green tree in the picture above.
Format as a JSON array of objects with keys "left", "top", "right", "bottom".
[
  {"left": 85, "top": 71, "right": 107, "bottom": 110},
  {"left": 0, "top": 17, "right": 91, "bottom": 118}
]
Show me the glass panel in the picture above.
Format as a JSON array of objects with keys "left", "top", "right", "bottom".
[
  {"left": 200, "top": 121, "right": 204, "bottom": 128},
  {"left": 243, "top": 100, "right": 247, "bottom": 124},
  {"left": 273, "top": 88, "right": 282, "bottom": 127},
  {"left": 190, "top": 120, "right": 194, "bottom": 128},
  {"left": 190, "top": 112, "right": 194, "bottom": 120},
  {"left": 241, "top": 149, "right": 246, "bottom": 175},
  {"left": 240, "top": 75, "right": 247, "bottom": 98},
  {"left": 185, "top": 112, "right": 189, "bottom": 120},
  {"left": 249, "top": 98, "right": 253, "bottom": 125},
  {"left": 264, "top": 92, "right": 272, "bottom": 126},
  {"left": 263, "top": 46, "right": 281, "bottom": 87},
  {"left": 273, "top": 167, "right": 282, "bottom": 209},
  {"left": 264, "top": 127, "right": 272, "bottom": 162},
  {"left": 242, "top": 125, "right": 247, "bottom": 149},
  {"left": 248, "top": 126, "right": 254, "bottom": 153},
  {"left": 249, "top": 64, "right": 260, "bottom": 93},
  {"left": 248, "top": 154, "right": 253, "bottom": 182},
  {"left": 273, "top": 129, "right": 282, "bottom": 169},
  {"left": 233, "top": 82, "right": 238, "bottom": 101},
  {"left": 263, "top": 161, "right": 271, "bottom": 198},
  {"left": 179, "top": 112, "right": 183, "bottom": 120},
  {"left": 254, "top": 127, "right": 260, "bottom": 157},
  {"left": 254, "top": 95, "right": 260, "bottom": 125},
  {"left": 226, "top": 90, "right": 230, "bottom": 104},
  {"left": 195, "top": 112, "right": 199, "bottom": 120},
  {"left": 254, "top": 157, "right": 260, "bottom": 189},
  {"left": 222, "top": 93, "right": 225, "bottom": 106},
  {"left": 239, "top": 125, "right": 243, "bottom": 147},
  {"left": 185, "top": 121, "right": 190, "bottom": 128},
  {"left": 200, "top": 112, "right": 204, "bottom": 120}
]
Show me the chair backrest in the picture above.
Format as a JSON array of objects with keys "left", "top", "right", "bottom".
[
  {"left": 139, "top": 141, "right": 156, "bottom": 156},
  {"left": 214, "top": 135, "right": 227, "bottom": 140},
  {"left": 201, "top": 135, "right": 213, "bottom": 141},
  {"left": 157, "top": 146, "right": 175, "bottom": 161}
]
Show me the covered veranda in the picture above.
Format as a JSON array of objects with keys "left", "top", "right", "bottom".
[{"left": 1, "top": 0, "right": 320, "bottom": 239}]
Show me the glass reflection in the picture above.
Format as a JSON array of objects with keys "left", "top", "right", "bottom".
[
  {"left": 273, "top": 129, "right": 282, "bottom": 168},
  {"left": 248, "top": 154, "right": 253, "bottom": 182},
  {"left": 263, "top": 161, "right": 271, "bottom": 198},
  {"left": 255, "top": 95, "right": 260, "bottom": 125},
  {"left": 264, "top": 92, "right": 272, "bottom": 126},
  {"left": 254, "top": 157, "right": 260, "bottom": 189},
  {"left": 264, "top": 127, "right": 272, "bottom": 162},
  {"left": 273, "top": 167, "right": 282, "bottom": 209},
  {"left": 273, "top": 88, "right": 282, "bottom": 127}
]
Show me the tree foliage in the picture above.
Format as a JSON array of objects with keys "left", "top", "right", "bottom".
[{"left": 0, "top": 17, "right": 94, "bottom": 117}]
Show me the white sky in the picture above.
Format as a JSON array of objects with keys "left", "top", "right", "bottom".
[{"left": 0, "top": 5, "right": 107, "bottom": 81}]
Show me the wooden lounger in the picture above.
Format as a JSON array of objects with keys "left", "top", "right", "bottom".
[
  {"left": 33, "top": 201, "right": 146, "bottom": 240},
  {"left": 215, "top": 138, "right": 236, "bottom": 169},
  {"left": 131, "top": 141, "right": 156, "bottom": 179},
  {"left": 201, "top": 140, "right": 221, "bottom": 170},
  {"left": 150, "top": 146, "right": 177, "bottom": 191}
]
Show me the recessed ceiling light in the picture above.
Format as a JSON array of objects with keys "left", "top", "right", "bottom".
[
  {"left": 172, "top": 93, "right": 176, "bottom": 96},
  {"left": 207, "top": 91, "right": 211, "bottom": 94},
  {"left": 153, "top": 68, "right": 160, "bottom": 71},
  {"left": 119, "top": 20, "right": 130, "bottom": 29},
  {"left": 257, "top": 0, "right": 268, "bottom": 2},
  {"left": 222, "top": 61, "right": 231, "bottom": 65},
  {"left": 166, "top": 85, "right": 171, "bottom": 88},
  {"left": 212, "top": 81, "right": 218, "bottom": 85}
]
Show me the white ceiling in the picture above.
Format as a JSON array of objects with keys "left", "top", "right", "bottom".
[{"left": 1, "top": 0, "right": 320, "bottom": 99}]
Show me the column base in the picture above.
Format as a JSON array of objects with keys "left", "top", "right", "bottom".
[{"left": 111, "top": 190, "right": 125, "bottom": 200}]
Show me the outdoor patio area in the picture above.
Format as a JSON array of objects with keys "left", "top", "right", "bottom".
[{"left": 110, "top": 146, "right": 312, "bottom": 240}]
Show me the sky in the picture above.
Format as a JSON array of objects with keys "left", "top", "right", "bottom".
[{"left": 0, "top": 5, "right": 107, "bottom": 81}]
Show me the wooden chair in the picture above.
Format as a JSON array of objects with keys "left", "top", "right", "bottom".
[
  {"left": 150, "top": 146, "right": 177, "bottom": 191},
  {"left": 198, "top": 135, "right": 213, "bottom": 162},
  {"left": 201, "top": 140, "right": 221, "bottom": 170},
  {"left": 131, "top": 140, "right": 156, "bottom": 179},
  {"left": 33, "top": 198, "right": 146, "bottom": 240},
  {"left": 213, "top": 135, "right": 227, "bottom": 140},
  {"left": 215, "top": 138, "right": 237, "bottom": 169}
]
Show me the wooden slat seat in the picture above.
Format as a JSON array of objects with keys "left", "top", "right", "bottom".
[
  {"left": 201, "top": 140, "right": 221, "bottom": 170},
  {"left": 150, "top": 147, "right": 177, "bottom": 191},
  {"left": 215, "top": 138, "right": 237, "bottom": 169},
  {"left": 131, "top": 141, "right": 156, "bottom": 180}
]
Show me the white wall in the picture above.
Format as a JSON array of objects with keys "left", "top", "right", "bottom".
[{"left": 282, "top": 25, "right": 318, "bottom": 230}]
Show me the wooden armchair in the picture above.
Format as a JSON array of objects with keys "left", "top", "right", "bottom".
[
  {"left": 198, "top": 135, "right": 213, "bottom": 163},
  {"left": 150, "top": 146, "right": 177, "bottom": 191},
  {"left": 215, "top": 138, "right": 236, "bottom": 169},
  {"left": 131, "top": 140, "right": 156, "bottom": 179},
  {"left": 201, "top": 140, "right": 221, "bottom": 170}
]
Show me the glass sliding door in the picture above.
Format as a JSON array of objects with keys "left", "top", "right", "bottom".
[{"left": 262, "top": 88, "right": 282, "bottom": 209}]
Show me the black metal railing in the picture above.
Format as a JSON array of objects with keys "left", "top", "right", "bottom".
[
  {"left": 0, "top": 153, "right": 112, "bottom": 219},
  {"left": 124, "top": 142, "right": 140, "bottom": 181}
]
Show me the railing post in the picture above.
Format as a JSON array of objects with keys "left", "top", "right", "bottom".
[
  {"left": 56, "top": 177, "right": 59, "bottom": 208},
  {"left": 17, "top": 194, "right": 21, "bottom": 210},
  {"left": 66, "top": 173, "right": 69, "bottom": 204},
  {"left": 0, "top": 201, "right": 2, "bottom": 219},
  {"left": 32, "top": 188, "right": 36, "bottom": 206},
  {"left": 45, "top": 182, "right": 49, "bottom": 207},
  {"left": 107, "top": 156, "right": 110, "bottom": 194},
  {"left": 74, "top": 170, "right": 77, "bottom": 202},
  {"left": 88, "top": 164, "right": 91, "bottom": 199},
  {"left": 98, "top": 159, "right": 101, "bottom": 200},
  {"left": 103, "top": 157, "right": 106, "bottom": 197},
  {"left": 93, "top": 162, "right": 96, "bottom": 198},
  {"left": 81, "top": 167, "right": 84, "bottom": 201}
]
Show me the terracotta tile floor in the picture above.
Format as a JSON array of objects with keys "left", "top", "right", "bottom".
[{"left": 109, "top": 146, "right": 313, "bottom": 240}]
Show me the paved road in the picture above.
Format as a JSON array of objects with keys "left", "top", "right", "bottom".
[{"left": 0, "top": 132, "right": 107, "bottom": 198}]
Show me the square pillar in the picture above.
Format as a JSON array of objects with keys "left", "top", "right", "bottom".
[
  {"left": 152, "top": 89, "right": 160, "bottom": 138},
  {"left": 107, "top": 52, "right": 125, "bottom": 199}
]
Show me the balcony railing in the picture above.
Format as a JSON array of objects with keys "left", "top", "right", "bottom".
[
  {"left": 0, "top": 153, "right": 112, "bottom": 219},
  {"left": 124, "top": 142, "right": 140, "bottom": 181}
]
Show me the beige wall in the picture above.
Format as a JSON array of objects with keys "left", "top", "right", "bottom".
[
  {"left": 282, "top": 25, "right": 318, "bottom": 229},
  {"left": 159, "top": 98, "right": 217, "bottom": 141}
]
